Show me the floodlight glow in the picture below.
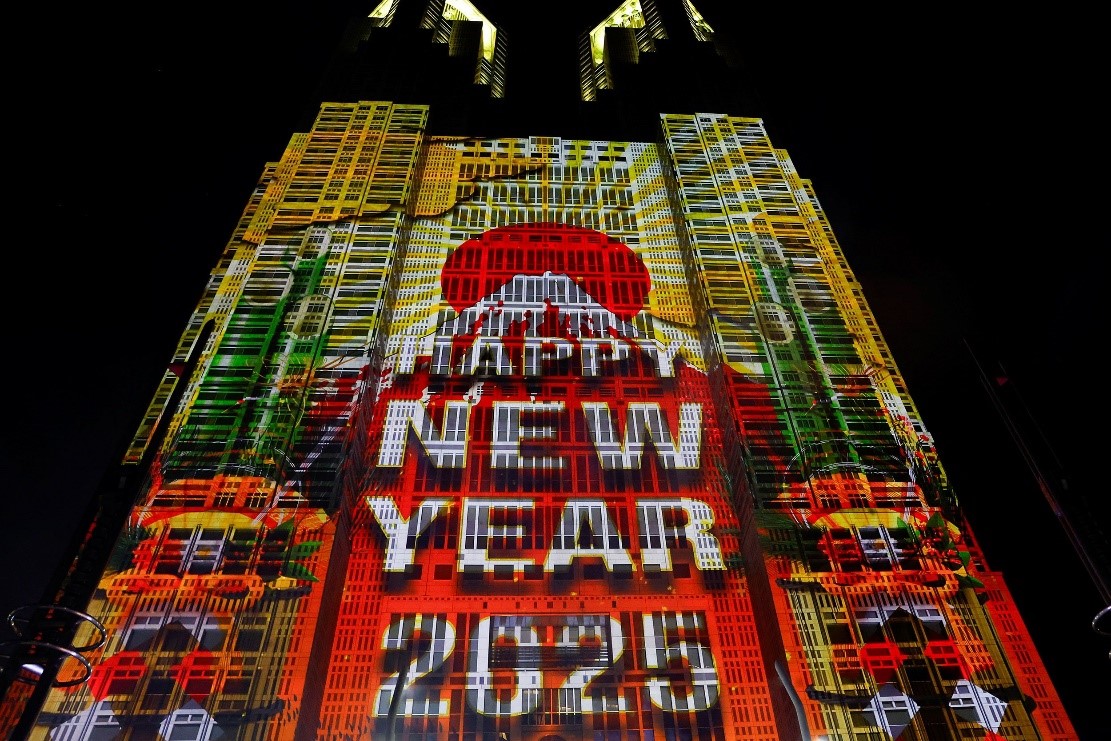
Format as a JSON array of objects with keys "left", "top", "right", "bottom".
[{"left": 590, "top": 0, "right": 646, "bottom": 65}]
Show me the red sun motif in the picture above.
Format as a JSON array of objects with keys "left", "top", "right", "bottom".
[{"left": 440, "top": 223, "right": 651, "bottom": 321}]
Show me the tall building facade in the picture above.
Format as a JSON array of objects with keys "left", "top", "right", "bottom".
[{"left": 1, "top": 2, "right": 1079, "bottom": 739}]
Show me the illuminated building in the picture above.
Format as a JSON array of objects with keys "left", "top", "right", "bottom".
[{"left": 0, "top": 1, "right": 1079, "bottom": 739}]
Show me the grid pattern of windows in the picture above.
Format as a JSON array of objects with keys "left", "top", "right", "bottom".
[{"left": 33, "top": 102, "right": 1071, "bottom": 741}]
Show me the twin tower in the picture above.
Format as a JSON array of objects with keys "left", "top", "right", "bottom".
[{"left": 1, "top": 3, "right": 1077, "bottom": 740}]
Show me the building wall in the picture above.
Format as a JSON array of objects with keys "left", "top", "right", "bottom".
[{"left": 27, "top": 103, "right": 1075, "bottom": 740}]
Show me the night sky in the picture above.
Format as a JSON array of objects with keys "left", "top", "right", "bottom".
[{"left": 3, "top": 2, "right": 1106, "bottom": 737}]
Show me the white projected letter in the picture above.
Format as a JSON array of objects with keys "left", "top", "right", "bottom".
[
  {"left": 377, "top": 399, "right": 470, "bottom": 467},
  {"left": 582, "top": 402, "right": 701, "bottom": 469},
  {"left": 366, "top": 496, "right": 451, "bottom": 571}
]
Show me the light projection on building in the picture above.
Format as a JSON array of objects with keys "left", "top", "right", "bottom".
[
  {"left": 355, "top": 220, "right": 736, "bottom": 735},
  {"left": 22, "top": 102, "right": 1075, "bottom": 741}
]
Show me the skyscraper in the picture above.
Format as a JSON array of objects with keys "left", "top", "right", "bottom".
[{"left": 2, "top": 2, "right": 1098, "bottom": 739}]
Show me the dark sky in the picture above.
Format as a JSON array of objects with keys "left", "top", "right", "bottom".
[{"left": 3, "top": 2, "right": 1106, "bottom": 737}]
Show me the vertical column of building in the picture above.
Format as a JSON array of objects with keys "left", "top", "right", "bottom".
[
  {"left": 273, "top": 103, "right": 438, "bottom": 739},
  {"left": 661, "top": 111, "right": 813, "bottom": 738},
  {"left": 769, "top": 130, "right": 1076, "bottom": 741},
  {"left": 32, "top": 102, "right": 428, "bottom": 741},
  {"left": 661, "top": 111, "right": 1074, "bottom": 739}
]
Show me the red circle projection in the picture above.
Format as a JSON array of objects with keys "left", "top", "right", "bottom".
[{"left": 440, "top": 223, "right": 651, "bottom": 321}]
